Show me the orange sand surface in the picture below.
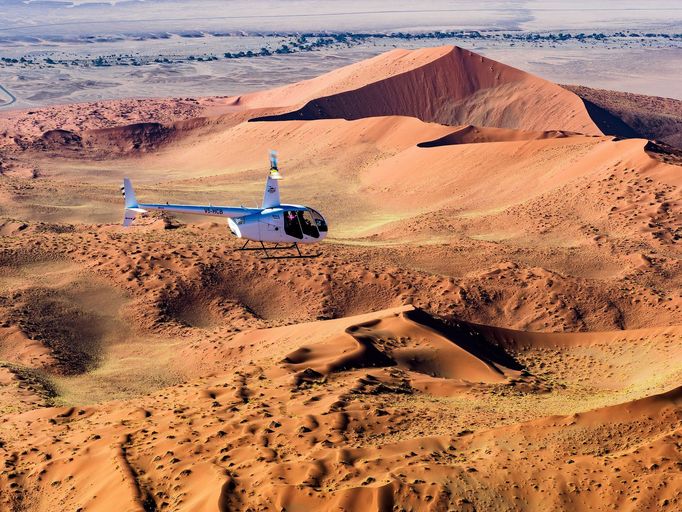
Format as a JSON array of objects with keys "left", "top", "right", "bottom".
[{"left": 0, "top": 46, "right": 680, "bottom": 511}]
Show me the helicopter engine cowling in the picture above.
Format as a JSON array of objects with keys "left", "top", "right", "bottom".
[{"left": 228, "top": 213, "right": 261, "bottom": 240}]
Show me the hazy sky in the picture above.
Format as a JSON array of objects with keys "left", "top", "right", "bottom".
[{"left": 3, "top": 1, "right": 682, "bottom": 36}]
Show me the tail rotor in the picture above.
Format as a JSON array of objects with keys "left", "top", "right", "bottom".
[{"left": 121, "top": 178, "right": 147, "bottom": 227}]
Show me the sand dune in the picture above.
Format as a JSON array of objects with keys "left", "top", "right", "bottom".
[
  {"left": 1, "top": 45, "right": 681, "bottom": 511},
  {"left": 284, "top": 309, "right": 522, "bottom": 388},
  {"left": 247, "top": 46, "right": 602, "bottom": 135},
  {"left": 0, "top": 306, "right": 679, "bottom": 511}
]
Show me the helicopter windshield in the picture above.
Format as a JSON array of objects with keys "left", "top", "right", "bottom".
[
  {"left": 298, "top": 210, "right": 319, "bottom": 238},
  {"left": 309, "top": 208, "right": 328, "bottom": 232}
]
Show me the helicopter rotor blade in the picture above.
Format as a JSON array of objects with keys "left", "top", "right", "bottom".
[{"left": 269, "top": 150, "right": 278, "bottom": 170}]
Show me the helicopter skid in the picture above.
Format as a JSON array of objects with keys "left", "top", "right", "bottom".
[
  {"left": 235, "top": 241, "right": 321, "bottom": 259},
  {"left": 261, "top": 253, "right": 322, "bottom": 260}
]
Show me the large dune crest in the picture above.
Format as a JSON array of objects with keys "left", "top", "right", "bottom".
[{"left": 249, "top": 46, "right": 603, "bottom": 135}]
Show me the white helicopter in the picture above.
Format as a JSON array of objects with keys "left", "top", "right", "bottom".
[{"left": 121, "top": 151, "right": 328, "bottom": 258}]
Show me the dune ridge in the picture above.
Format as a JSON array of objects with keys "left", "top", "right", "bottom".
[{"left": 250, "top": 46, "right": 602, "bottom": 135}]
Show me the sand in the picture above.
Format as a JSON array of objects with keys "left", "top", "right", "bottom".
[{"left": 0, "top": 45, "right": 680, "bottom": 511}]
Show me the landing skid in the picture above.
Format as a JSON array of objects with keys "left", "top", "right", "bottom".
[{"left": 235, "top": 240, "right": 321, "bottom": 259}]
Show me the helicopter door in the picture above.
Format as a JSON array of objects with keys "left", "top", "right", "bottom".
[
  {"left": 298, "top": 210, "right": 319, "bottom": 238},
  {"left": 283, "top": 210, "right": 303, "bottom": 239}
]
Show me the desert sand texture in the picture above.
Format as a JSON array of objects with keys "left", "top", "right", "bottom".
[{"left": 0, "top": 46, "right": 681, "bottom": 511}]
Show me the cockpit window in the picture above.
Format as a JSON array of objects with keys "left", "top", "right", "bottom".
[
  {"left": 309, "top": 208, "right": 328, "bottom": 232},
  {"left": 298, "top": 210, "right": 319, "bottom": 238},
  {"left": 283, "top": 210, "right": 303, "bottom": 239}
]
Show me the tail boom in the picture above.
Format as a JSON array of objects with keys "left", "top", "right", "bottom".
[
  {"left": 138, "top": 203, "right": 258, "bottom": 218},
  {"left": 121, "top": 178, "right": 256, "bottom": 227}
]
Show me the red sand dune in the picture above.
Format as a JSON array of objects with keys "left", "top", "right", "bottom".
[{"left": 245, "top": 46, "right": 602, "bottom": 135}]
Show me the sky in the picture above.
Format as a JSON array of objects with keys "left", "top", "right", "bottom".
[{"left": 3, "top": 1, "right": 681, "bottom": 36}]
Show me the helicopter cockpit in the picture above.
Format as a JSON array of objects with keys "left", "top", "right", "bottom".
[{"left": 283, "top": 208, "right": 327, "bottom": 239}]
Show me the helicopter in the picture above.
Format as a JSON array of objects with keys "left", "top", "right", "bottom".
[{"left": 121, "top": 151, "right": 328, "bottom": 259}]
